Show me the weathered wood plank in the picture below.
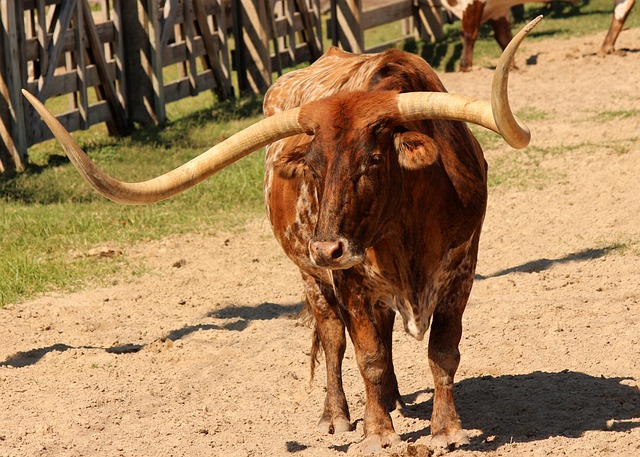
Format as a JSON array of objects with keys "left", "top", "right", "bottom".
[
  {"left": 81, "top": 0, "right": 127, "bottom": 134},
  {"left": 414, "top": 0, "right": 443, "bottom": 42},
  {"left": 35, "top": 0, "right": 77, "bottom": 102},
  {"left": 333, "top": 0, "right": 363, "bottom": 53},
  {"left": 0, "top": 4, "right": 20, "bottom": 173},
  {"left": 164, "top": 69, "right": 217, "bottom": 104},
  {"left": 2, "top": 0, "right": 28, "bottom": 163},
  {"left": 24, "top": 62, "right": 117, "bottom": 99},
  {"left": 294, "top": 0, "right": 321, "bottom": 59},
  {"left": 362, "top": 0, "right": 412, "bottom": 29},
  {"left": 235, "top": 0, "right": 271, "bottom": 94},
  {"left": 112, "top": 0, "right": 128, "bottom": 118},
  {"left": 24, "top": 21, "right": 115, "bottom": 62},
  {"left": 73, "top": 0, "right": 89, "bottom": 129},
  {"left": 193, "top": 0, "right": 232, "bottom": 99},
  {"left": 139, "top": 0, "right": 165, "bottom": 123},
  {"left": 160, "top": 0, "right": 179, "bottom": 47}
]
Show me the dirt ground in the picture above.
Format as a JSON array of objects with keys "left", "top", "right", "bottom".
[{"left": 1, "top": 27, "right": 640, "bottom": 457}]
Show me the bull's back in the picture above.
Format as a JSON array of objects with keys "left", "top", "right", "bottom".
[{"left": 263, "top": 47, "right": 445, "bottom": 115}]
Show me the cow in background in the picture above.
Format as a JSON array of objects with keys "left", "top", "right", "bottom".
[
  {"left": 441, "top": 0, "right": 550, "bottom": 71},
  {"left": 601, "top": 0, "right": 636, "bottom": 54}
]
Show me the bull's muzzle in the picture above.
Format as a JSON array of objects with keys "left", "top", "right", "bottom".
[{"left": 309, "top": 238, "right": 364, "bottom": 269}]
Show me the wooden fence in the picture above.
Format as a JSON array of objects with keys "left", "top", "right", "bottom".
[{"left": 0, "top": 0, "right": 444, "bottom": 174}]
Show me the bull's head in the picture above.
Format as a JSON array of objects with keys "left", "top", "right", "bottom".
[
  {"left": 22, "top": 17, "right": 541, "bottom": 222},
  {"left": 277, "top": 91, "right": 446, "bottom": 269}
]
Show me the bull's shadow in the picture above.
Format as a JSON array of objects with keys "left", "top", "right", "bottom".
[
  {"left": 399, "top": 371, "right": 640, "bottom": 450},
  {"left": 207, "top": 301, "right": 303, "bottom": 322},
  {"left": 0, "top": 302, "right": 302, "bottom": 368},
  {"left": 475, "top": 246, "right": 618, "bottom": 280}
]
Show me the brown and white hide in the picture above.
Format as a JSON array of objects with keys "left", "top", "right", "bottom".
[{"left": 263, "top": 47, "right": 488, "bottom": 452}]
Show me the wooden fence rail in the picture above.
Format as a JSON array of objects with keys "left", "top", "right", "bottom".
[{"left": 0, "top": 0, "right": 443, "bottom": 174}]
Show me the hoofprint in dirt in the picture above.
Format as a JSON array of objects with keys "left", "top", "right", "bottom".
[{"left": 1, "top": 29, "right": 639, "bottom": 456}]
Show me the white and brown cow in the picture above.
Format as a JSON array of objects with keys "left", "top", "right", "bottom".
[
  {"left": 442, "top": 0, "right": 550, "bottom": 71},
  {"left": 23, "top": 18, "right": 541, "bottom": 453}
]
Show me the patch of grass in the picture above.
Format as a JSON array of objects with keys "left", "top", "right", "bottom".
[
  {"left": 0, "top": 95, "right": 267, "bottom": 307},
  {"left": 593, "top": 237, "right": 640, "bottom": 257},
  {"left": 516, "top": 107, "right": 548, "bottom": 121},
  {"left": 591, "top": 109, "right": 640, "bottom": 122},
  {"left": 486, "top": 153, "right": 564, "bottom": 191}
]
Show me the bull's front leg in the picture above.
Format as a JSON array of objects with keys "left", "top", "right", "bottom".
[
  {"left": 428, "top": 274, "right": 473, "bottom": 448},
  {"left": 333, "top": 273, "right": 401, "bottom": 453},
  {"left": 302, "top": 273, "right": 352, "bottom": 434}
]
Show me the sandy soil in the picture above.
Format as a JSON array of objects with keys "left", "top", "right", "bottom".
[{"left": 1, "top": 27, "right": 640, "bottom": 457}]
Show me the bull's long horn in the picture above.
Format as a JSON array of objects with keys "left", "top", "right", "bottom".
[
  {"left": 396, "top": 15, "right": 542, "bottom": 149},
  {"left": 21, "top": 89, "right": 305, "bottom": 204}
]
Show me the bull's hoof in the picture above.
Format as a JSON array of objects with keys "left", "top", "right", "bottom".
[
  {"left": 360, "top": 431, "right": 402, "bottom": 454},
  {"left": 318, "top": 415, "right": 352, "bottom": 434},
  {"left": 430, "top": 429, "right": 470, "bottom": 449}
]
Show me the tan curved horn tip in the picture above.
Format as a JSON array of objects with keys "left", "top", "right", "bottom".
[
  {"left": 21, "top": 88, "right": 119, "bottom": 199},
  {"left": 22, "top": 87, "right": 306, "bottom": 205},
  {"left": 492, "top": 15, "right": 543, "bottom": 149}
]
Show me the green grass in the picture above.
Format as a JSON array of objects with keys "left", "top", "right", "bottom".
[
  {"left": 403, "top": 0, "right": 640, "bottom": 72},
  {"left": 591, "top": 109, "right": 640, "bottom": 122},
  {"left": 2, "top": 0, "right": 639, "bottom": 306},
  {"left": 1, "top": 92, "right": 266, "bottom": 307}
]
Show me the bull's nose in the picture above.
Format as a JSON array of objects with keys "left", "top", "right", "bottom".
[
  {"left": 309, "top": 238, "right": 364, "bottom": 269},
  {"left": 309, "top": 240, "right": 345, "bottom": 265}
]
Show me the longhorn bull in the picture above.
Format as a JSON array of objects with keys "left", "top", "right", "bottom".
[{"left": 23, "top": 17, "right": 541, "bottom": 453}]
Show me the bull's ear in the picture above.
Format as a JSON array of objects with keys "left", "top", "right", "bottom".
[{"left": 394, "top": 131, "right": 439, "bottom": 169}]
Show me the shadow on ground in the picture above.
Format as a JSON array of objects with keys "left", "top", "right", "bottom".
[
  {"left": 400, "top": 370, "right": 640, "bottom": 450},
  {"left": 476, "top": 245, "right": 620, "bottom": 279},
  {"left": 0, "top": 302, "right": 304, "bottom": 368}
]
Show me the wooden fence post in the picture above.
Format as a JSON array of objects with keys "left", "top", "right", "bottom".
[
  {"left": 233, "top": 0, "right": 272, "bottom": 94},
  {"left": 331, "top": 0, "right": 363, "bottom": 53},
  {"left": 192, "top": 0, "right": 234, "bottom": 100},
  {"left": 413, "top": 0, "right": 444, "bottom": 42},
  {"left": 121, "top": 0, "right": 165, "bottom": 126},
  {"left": 0, "top": 0, "right": 28, "bottom": 172}
]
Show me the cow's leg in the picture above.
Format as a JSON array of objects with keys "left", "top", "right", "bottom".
[
  {"left": 459, "top": 1, "right": 485, "bottom": 72},
  {"left": 334, "top": 274, "right": 401, "bottom": 453},
  {"left": 490, "top": 16, "right": 513, "bottom": 51},
  {"left": 302, "top": 273, "right": 352, "bottom": 434},
  {"left": 601, "top": 0, "right": 635, "bottom": 55},
  {"left": 428, "top": 271, "right": 475, "bottom": 448}
]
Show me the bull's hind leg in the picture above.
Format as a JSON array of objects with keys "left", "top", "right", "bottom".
[
  {"left": 428, "top": 273, "right": 474, "bottom": 449},
  {"left": 302, "top": 273, "right": 352, "bottom": 434}
]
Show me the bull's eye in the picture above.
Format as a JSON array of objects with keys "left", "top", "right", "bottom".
[{"left": 369, "top": 154, "right": 384, "bottom": 167}]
